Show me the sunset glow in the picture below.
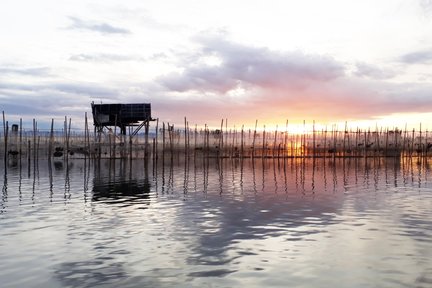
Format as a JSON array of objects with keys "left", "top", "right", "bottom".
[{"left": 1, "top": 0, "right": 432, "bottom": 130}]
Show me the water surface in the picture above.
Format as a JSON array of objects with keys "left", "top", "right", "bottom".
[{"left": 1, "top": 157, "right": 432, "bottom": 287}]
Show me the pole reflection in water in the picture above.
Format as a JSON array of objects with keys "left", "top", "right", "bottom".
[{"left": 0, "top": 157, "right": 431, "bottom": 287}]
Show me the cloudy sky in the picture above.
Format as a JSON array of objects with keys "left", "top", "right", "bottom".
[{"left": 1, "top": 0, "right": 432, "bottom": 129}]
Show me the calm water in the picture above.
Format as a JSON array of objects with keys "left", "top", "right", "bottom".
[{"left": 1, "top": 157, "right": 432, "bottom": 288}]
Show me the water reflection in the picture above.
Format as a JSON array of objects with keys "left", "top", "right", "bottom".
[
  {"left": 0, "top": 157, "right": 432, "bottom": 287},
  {"left": 92, "top": 160, "right": 151, "bottom": 206}
]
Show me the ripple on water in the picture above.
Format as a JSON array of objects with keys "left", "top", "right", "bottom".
[{"left": 1, "top": 158, "right": 432, "bottom": 287}]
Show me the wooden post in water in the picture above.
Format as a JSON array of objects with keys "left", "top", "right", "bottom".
[
  {"left": 402, "top": 124, "right": 407, "bottom": 158},
  {"left": 374, "top": 124, "right": 380, "bottom": 157},
  {"left": 384, "top": 128, "right": 389, "bottom": 157},
  {"left": 342, "top": 122, "right": 347, "bottom": 157},
  {"left": 28, "top": 140, "right": 31, "bottom": 165},
  {"left": 303, "top": 120, "right": 306, "bottom": 158},
  {"left": 155, "top": 118, "right": 159, "bottom": 159},
  {"left": 323, "top": 126, "right": 327, "bottom": 158},
  {"left": 49, "top": 119, "right": 54, "bottom": 160},
  {"left": 184, "top": 117, "right": 188, "bottom": 155},
  {"left": 240, "top": 124, "right": 244, "bottom": 158},
  {"left": 194, "top": 124, "right": 197, "bottom": 157},
  {"left": 33, "top": 119, "right": 37, "bottom": 163},
  {"left": 19, "top": 118, "right": 22, "bottom": 161},
  {"left": 67, "top": 117, "right": 71, "bottom": 161},
  {"left": 219, "top": 119, "right": 224, "bottom": 157},
  {"left": 284, "top": 120, "right": 288, "bottom": 158},
  {"left": 2, "top": 111, "right": 7, "bottom": 164},
  {"left": 419, "top": 123, "right": 423, "bottom": 157},
  {"left": 162, "top": 122, "right": 166, "bottom": 154},
  {"left": 332, "top": 125, "right": 336, "bottom": 159},
  {"left": 252, "top": 120, "right": 258, "bottom": 159},
  {"left": 262, "top": 125, "right": 266, "bottom": 159},
  {"left": 273, "top": 125, "right": 278, "bottom": 158},
  {"left": 64, "top": 117, "right": 67, "bottom": 160},
  {"left": 85, "top": 113, "right": 90, "bottom": 157},
  {"left": 144, "top": 119, "right": 150, "bottom": 159}
]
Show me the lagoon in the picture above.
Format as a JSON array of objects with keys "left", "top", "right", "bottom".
[{"left": 1, "top": 157, "right": 432, "bottom": 287}]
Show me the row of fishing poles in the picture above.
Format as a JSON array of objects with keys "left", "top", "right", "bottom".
[{"left": 2, "top": 113, "right": 432, "bottom": 164}]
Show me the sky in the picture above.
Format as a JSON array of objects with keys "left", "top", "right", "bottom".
[{"left": 1, "top": 0, "right": 432, "bottom": 130}]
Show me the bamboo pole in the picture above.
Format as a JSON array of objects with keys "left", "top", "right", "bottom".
[
  {"left": 155, "top": 118, "right": 159, "bottom": 159},
  {"left": 240, "top": 124, "right": 244, "bottom": 158},
  {"left": 219, "top": 119, "right": 224, "bottom": 157},
  {"left": 145, "top": 120, "right": 150, "bottom": 158},
  {"left": 19, "top": 118, "right": 22, "bottom": 161},
  {"left": 323, "top": 126, "right": 327, "bottom": 158},
  {"left": 33, "top": 119, "right": 37, "bottom": 163},
  {"left": 28, "top": 140, "right": 31, "bottom": 165},
  {"left": 2, "top": 111, "right": 6, "bottom": 163},
  {"left": 184, "top": 117, "right": 188, "bottom": 155},
  {"left": 313, "top": 120, "right": 316, "bottom": 158},
  {"left": 252, "top": 119, "right": 258, "bottom": 158},
  {"left": 402, "top": 123, "right": 407, "bottom": 158},
  {"left": 49, "top": 119, "right": 54, "bottom": 159},
  {"left": 68, "top": 117, "right": 72, "bottom": 160},
  {"left": 262, "top": 125, "right": 266, "bottom": 159},
  {"left": 162, "top": 122, "right": 166, "bottom": 153},
  {"left": 272, "top": 125, "right": 279, "bottom": 158},
  {"left": 284, "top": 120, "right": 288, "bottom": 157}
]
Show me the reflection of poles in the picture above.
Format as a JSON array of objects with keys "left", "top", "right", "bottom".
[
  {"left": 183, "top": 152, "right": 189, "bottom": 194},
  {"left": 83, "top": 156, "right": 89, "bottom": 203},
  {"left": 273, "top": 159, "right": 278, "bottom": 193},
  {"left": 48, "top": 156, "right": 53, "bottom": 202},
  {"left": 252, "top": 157, "right": 257, "bottom": 194},
  {"left": 64, "top": 160, "right": 71, "bottom": 201},
  {"left": 311, "top": 157, "right": 316, "bottom": 192},
  {"left": 1, "top": 162, "right": 7, "bottom": 214},
  {"left": 240, "top": 157, "right": 244, "bottom": 194}
]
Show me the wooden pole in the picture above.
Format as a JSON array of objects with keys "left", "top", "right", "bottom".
[
  {"left": 273, "top": 125, "right": 278, "bottom": 158},
  {"left": 2, "top": 111, "right": 6, "bottom": 163},
  {"left": 162, "top": 122, "right": 166, "bottom": 153},
  {"left": 145, "top": 120, "right": 150, "bottom": 158},
  {"left": 402, "top": 123, "right": 407, "bottom": 158},
  {"left": 252, "top": 119, "right": 258, "bottom": 158},
  {"left": 284, "top": 120, "right": 288, "bottom": 157},
  {"left": 155, "top": 118, "right": 159, "bottom": 159},
  {"left": 19, "top": 118, "right": 22, "bottom": 161},
  {"left": 33, "top": 119, "right": 37, "bottom": 163},
  {"left": 219, "top": 119, "right": 224, "bottom": 157},
  {"left": 4, "top": 121, "right": 8, "bottom": 165},
  {"left": 240, "top": 124, "right": 244, "bottom": 158},
  {"left": 313, "top": 120, "right": 316, "bottom": 158},
  {"left": 28, "top": 140, "right": 31, "bottom": 165},
  {"left": 184, "top": 117, "right": 188, "bottom": 155},
  {"left": 262, "top": 125, "right": 266, "bottom": 159},
  {"left": 68, "top": 117, "right": 72, "bottom": 160},
  {"left": 49, "top": 119, "right": 54, "bottom": 159}
]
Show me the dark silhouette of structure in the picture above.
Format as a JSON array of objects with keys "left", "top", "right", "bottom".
[{"left": 91, "top": 102, "right": 153, "bottom": 135}]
